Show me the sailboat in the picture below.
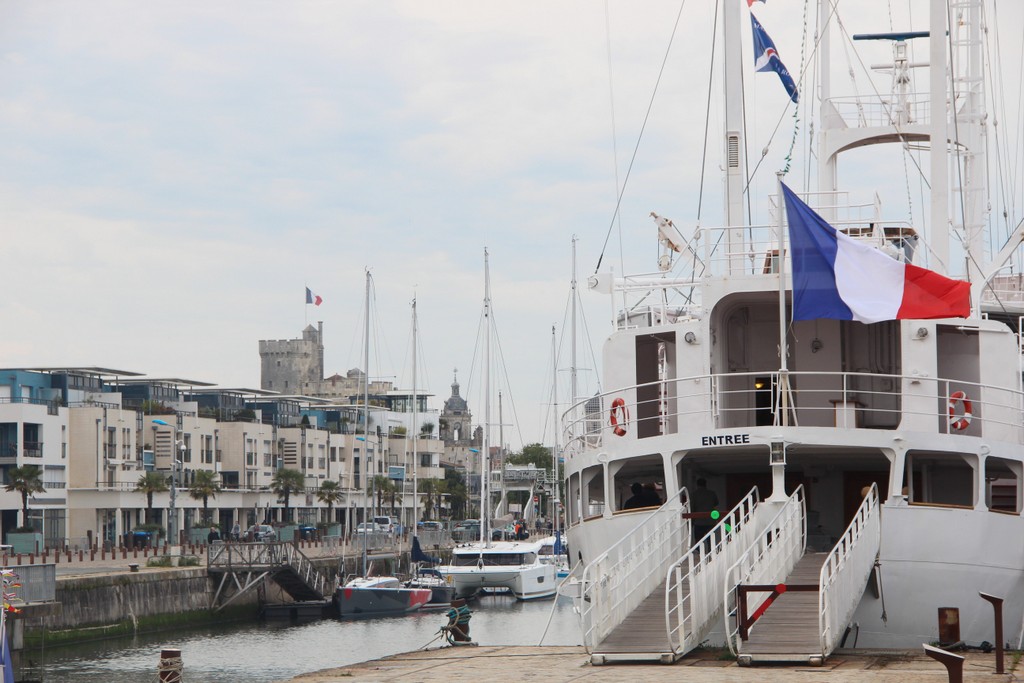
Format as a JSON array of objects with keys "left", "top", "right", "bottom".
[
  {"left": 438, "top": 250, "right": 558, "bottom": 601},
  {"left": 336, "top": 271, "right": 431, "bottom": 617},
  {"left": 565, "top": 0, "right": 1024, "bottom": 667}
]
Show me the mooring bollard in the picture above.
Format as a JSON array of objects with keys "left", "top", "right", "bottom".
[
  {"left": 979, "top": 592, "right": 1005, "bottom": 674},
  {"left": 157, "top": 647, "right": 183, "bottom": 682},
  {"left": 923, "top": 644, "right": 964, "bottom": 683}
]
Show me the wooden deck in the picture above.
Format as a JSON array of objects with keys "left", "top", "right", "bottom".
[
  {"left": 739, "top": 552, "right": 828, "bottom": 664},
  {"left": 591, "top": 577, "right": 684, "bottom": 664}
]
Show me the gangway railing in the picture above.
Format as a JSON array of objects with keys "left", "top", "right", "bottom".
[
  {"left": 724, "top": 486, "right": 806, "bottom": 656},
  {"left": 819, "top": 482, "right": 881, "bottom": 655},
  {"left": 664, "top": 487, "right": 761, "bottom": 656},
  {"left": 280, "top": 542, "right": 331, "bottom": 599},
  {"left": 579, "top": 493, "right": 690, "bottom": 652}
]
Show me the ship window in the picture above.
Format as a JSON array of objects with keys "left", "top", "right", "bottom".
[
  {"left": 582, "top": 464, "right": 604, "bottom": 519},
  {"left": 985, "top": 457, "right": 1020, "bottom": 514},
  {"left": 754, "top": 376, "right": 774, "bottom": 426},
  {"left": 905, "top": 451, "right": 976, "bottom": 508},
  {"left": 613, "top": 454, "right": 665, "bottom": 512}
]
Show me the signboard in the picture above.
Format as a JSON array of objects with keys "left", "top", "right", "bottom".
[{"left": 388, "top": 465, "right": 406, "bottom": 482}]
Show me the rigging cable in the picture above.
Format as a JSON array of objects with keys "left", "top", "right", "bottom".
[
  {"left": 603, "top": 0, "right": 627, "bottom": 285},
  {"left": 695, "top": 0, "right": 720, "bottom": 224},
  {"left": 594, "top": 0, "right": 690, "bottom": 274},
  {"left": 782, "top": 0, "right": 812, "bottom": 175}
]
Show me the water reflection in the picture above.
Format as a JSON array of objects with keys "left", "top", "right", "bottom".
[{"left": 29, "top": 594, "right": 581, "bottom": 682}]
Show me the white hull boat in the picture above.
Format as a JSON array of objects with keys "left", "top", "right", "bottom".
[
  {"left": 562, "top": 0, "right": 1024, "bottom": 667},
  {"left": 440, "top": 540, "right": 557, "bottom": 601}
]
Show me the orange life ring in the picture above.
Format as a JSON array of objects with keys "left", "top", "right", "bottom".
[
  {"left": 609, "top": 397, "right": 629, "bottom": 437},
  {"left": 948, "top": 391, "right": 973, "bottom": 431}
]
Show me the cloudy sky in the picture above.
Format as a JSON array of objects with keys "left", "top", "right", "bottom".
[{"left": 1, "top": 1, "right": 1021, "bottom": 449}]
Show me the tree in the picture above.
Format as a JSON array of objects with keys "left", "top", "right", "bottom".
[
  {"left": 420, "top": 422, "right": 435, "bottom": 436},
  {"left": 443, "top": 468, "right": 468, "bottom": 520},
  {"left": 506, "top": 443, "right": 553, "bottom": 472},
  {"left": 271, "top": 468, "right": 307, "bottom": 523},
  {"left": 5, "top": 465, "right": 45, "bottom": 530},
  {"left": 317, "top": 480, "right": 343, "bottom": 523},
  {"left": 417, "top": 478, "right": 445, "bottom": 521},
  {"left": 369, "top": 475, "right": 398, "bottom": 516},
  {"left": 136, "top": 471, "right": 169, "bottom": 524},
  {"left": 188, "top": 470, "right": 222, "bottom": 525}
]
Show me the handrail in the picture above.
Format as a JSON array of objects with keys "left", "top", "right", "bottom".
[
  {"left": 281, "top": 543, "right": 330, "bottom": 598},
  {"left": 723, "top": 485, "right": 806, "bottom": 657},
  {"left": 663, "top": 487, "right": 761, "bottom": 657},
  {"left": 818, "top": 482, "right": 881, "bottom": 656},
  {"left": 579, "top": 493, "right": 690, "bottom": 652}
]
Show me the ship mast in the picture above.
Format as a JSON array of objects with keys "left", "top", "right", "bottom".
[
  {"left": 723, "top": 0, "right": 748, "bottom": 274},
  {"left": 482, "top": 248, "right": 492, "bottom": 548}
]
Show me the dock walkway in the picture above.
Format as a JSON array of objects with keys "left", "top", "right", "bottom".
[{"left": 287, "top": 646, "right": 1014, "bottom": 682}]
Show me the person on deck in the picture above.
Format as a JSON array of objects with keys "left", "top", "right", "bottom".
[
  {"left": 690, "top": 478, "right": 720, "bottom": 547},
  {"left": 446, "top": 598, "right": 472, "bottom": 642},
  {"left": 622, "top": 482, "right": 647, "bottom": 510}
]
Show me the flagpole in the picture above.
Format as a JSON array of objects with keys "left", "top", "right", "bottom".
[{"left": 776, "top": 171, "right": 790, "bottom": 428}]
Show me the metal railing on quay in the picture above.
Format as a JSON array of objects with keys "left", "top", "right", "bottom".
[{"left": 818, "top": 483, "right": 881, "bottom": 656}]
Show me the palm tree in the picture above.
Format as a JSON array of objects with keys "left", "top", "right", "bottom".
[
  {"left": 316, "top": 480, "right": 343, "bottom": 524},
  {"left": 271, "top": 468, "right": 307, "bottom": 523},
  {"left": 4, "top": 465, "right": 45, "bottom": 530},
  {"left": 188, "top": 470, "right": 222, "bottom": 525},
  {"left": 369, "top": 475, "right": 396, "bottom": 516},
  {"left": 136, "top": 471, "right": 169, "bottom": 524},
  {"left": 417, "top": 478, "right": 444, "bottom": 521}
]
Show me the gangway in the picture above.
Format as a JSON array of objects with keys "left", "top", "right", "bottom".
[
  {"left": 584, "top": 487, "right": 765, "bottom": 664},
  {"left": 208, "top": 542, "right": 333, "bottom": 611},
  {"left": 581, "top": 494, "right": 691, "bottom": 664},
  {"left": 727, "top": 483, "right": 881, "bottom": 665}
]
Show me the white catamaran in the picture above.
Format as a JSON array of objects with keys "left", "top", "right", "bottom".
[
  {"left": 439, "top": 250, "right": 558, "bottom": 601},
  {"left": 563, "top": 0, "right": 1024, "bottom": 666}
]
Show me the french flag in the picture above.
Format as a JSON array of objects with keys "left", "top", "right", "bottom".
[
  {"left": 305, "top": 287, "right": 323, "bottom": 307},
  {"left": 782, "top": 183, "right": 970, "bottom": 323}
]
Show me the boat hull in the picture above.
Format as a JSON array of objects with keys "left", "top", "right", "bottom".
[
  {"left": 442, "top": 563, "right": 557, "bottom": 600},
  {"left": 335, "top": 585, "right": 432, "bottom": 617}
]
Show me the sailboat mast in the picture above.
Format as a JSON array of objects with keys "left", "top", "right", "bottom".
[
  {"left": 550, "top": 324, "right": 560, "bottom": 537},
  {"left": 570, "top": 237, "right": 578, "bottom": 411},
  {"left": 411, "top": 297, "right": 419, "bottom": 534},
  {"left": 482, "top": 248, "right": 492, "bottom": 548},
  {"left": 362, "top": 269, "right": 372, "bottom": 578}
]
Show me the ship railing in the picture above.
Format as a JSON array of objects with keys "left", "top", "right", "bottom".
[
  {"left": 723, "top": 485, "right": 806, "bottom": 657},
  {"left": 561, "top": 370, "right": 1023, "bottom": 451},
  {"left": 826, "top": 94, "right": 932, "bottom": 127},
  {"left": 819, "top": 482, "right": 880, "bottom": 657},
  {"left": 578, "top": 495, "right": 690, "bottom": 653},
  {"left": 980, "top": 270, "right": 1024, "bottom": 306},
  {"left": 664, "top": 487, "right": 761, "bottom": 657}
]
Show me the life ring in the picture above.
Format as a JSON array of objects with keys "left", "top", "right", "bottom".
[
  {"left": 948, "top": 391, "right": 973, "bottom": 431},
  {"left": 609, "top": 397, "right": 629, "bottom": 437}
]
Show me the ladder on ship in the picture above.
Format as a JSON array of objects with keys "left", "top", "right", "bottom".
[
  {"left": 585, "top": 487, "right": 762, "bottom": 664},
  {"left": 726, "top": 483, "right": 881, "bottom": 666},
  {"left": 208, "top": 542, "right": 332, "bottom": 611}
]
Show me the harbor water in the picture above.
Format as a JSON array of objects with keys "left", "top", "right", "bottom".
[{"left": 27, "top": 593, "right": 581, "bottom": 682}]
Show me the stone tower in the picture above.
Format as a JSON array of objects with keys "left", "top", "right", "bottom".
[{"left": 259, "top": 323, "right": 324, "bottom": 394}]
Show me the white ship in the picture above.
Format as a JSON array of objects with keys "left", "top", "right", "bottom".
[{"left": 563, "top": 0, "right": 1024, "bottom": 666}]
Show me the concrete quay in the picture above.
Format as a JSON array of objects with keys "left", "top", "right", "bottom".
[{"left": 286, "top": 646, "right": 1018, "bottom": 683}]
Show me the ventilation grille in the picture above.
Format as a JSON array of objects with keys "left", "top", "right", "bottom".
[{"left": 727, "top": 133, "right": 740, "bottom": 168}]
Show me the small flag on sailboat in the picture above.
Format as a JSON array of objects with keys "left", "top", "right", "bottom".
[
  {"left": 747, "top": 0, "right": 766, "bottom": 6},
  {"left": 305, "top": 287, "right": 323, "bottom": 306},
  {"left": 750, "top": 14, "right": 798, "bottom": 103}
]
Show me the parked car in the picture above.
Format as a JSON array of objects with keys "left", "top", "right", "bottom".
[
  {"left": 372, "top": 515, "right": 393, "bottom": 533},
  {"left": 418, "top": 521, "right": 442, "bottom": 531},
  {"left": 247, "top": 524, "right": 277, "bottom": 541},
  {"left": 354, "top": 522, "right": 374, "bottom": 534}
]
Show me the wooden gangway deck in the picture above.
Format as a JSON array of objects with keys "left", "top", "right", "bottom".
[
  {"left": 739, "top": 552, "right": 828, "bottom": 665},
  {"left": 590, "top": 577, "right": 682, "bottom": 664}
]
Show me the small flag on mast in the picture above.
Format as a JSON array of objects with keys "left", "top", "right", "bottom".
[
  {"left": 305, "top": 287, "right": 323, "bottom": 306},
  {"left": 747, "top": 0, "right": 766, "bottom": 6},
  {"left": 750, "top": 14, "right": 798, "bottom": 103}
]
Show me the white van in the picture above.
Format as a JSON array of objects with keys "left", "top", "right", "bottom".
[{"left": 372, "top": 516, "right": 393, "bottom": 533}]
